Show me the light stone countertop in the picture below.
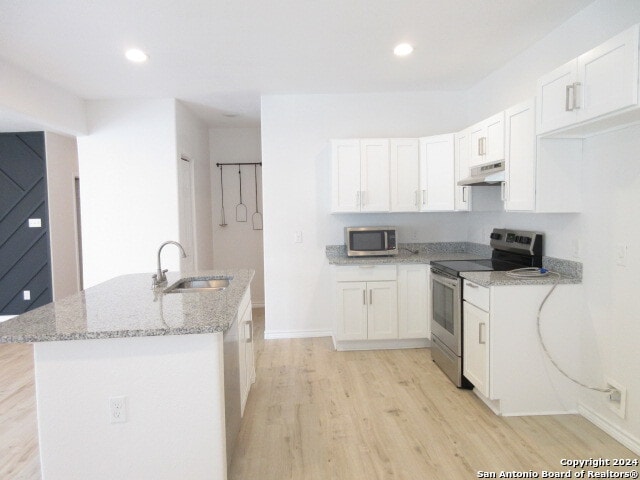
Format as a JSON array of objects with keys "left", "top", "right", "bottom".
[
  {"left": 0, "top": 269, "right": 254, "bottom": 344},
  {"left": 326, "top": 243, "right": 582, "bottom": 286}
]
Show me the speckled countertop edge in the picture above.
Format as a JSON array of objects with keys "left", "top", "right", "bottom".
[
  {"left": 326, "top": 243, "right": 581, "bottom": 286},
  {"left": 0, "top": 269, "right": 254, "bottom": 344}
]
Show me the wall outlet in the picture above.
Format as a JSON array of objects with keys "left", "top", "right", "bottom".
[
  {"left": 571, "top": 239, "right": 580, "bottom": 258},
  {"left": 615, "top": 244, "right": 628, "bottom": 267},
  {"left": 605, "top": 378, "right": 627, "bottom": 419},
  {"left": 294, "top": 231, "right": 302, "bottom": 243},
  {"left": 109, "top": 396, "right": 127, "bottom": 423}
]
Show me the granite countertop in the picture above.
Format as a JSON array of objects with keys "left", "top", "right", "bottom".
[
  {"left": 326, "top": 243, "right": 582, "bottom": 286},
  {"left": 0, "top": 269, "right": 254, "bottom": 344}
]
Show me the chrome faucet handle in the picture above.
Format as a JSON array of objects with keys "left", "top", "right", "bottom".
[{"left": 151, "top": 274, "right": 158, "bottom": 289}]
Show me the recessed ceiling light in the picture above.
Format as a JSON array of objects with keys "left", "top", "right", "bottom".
[
  {"left": 394, "top": 43, "right": 414, "bottom": 57},
  {"left": 125, "top": 49, "right": 148, "bottom": 63}
]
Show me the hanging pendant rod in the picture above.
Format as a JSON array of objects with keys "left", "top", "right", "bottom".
[{"left": 216, "top": 162, "right": 262, "bottom": 167}]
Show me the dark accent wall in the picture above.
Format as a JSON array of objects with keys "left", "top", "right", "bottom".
[{"left": 0, "top": 132, "right": 53, "bottom": 315}]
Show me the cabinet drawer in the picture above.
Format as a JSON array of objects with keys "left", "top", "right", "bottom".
[
  {"left": 462, "top": 280, "right": 489, "bottom": 311},
  {"left": 335, "top": 264, "right": 397, "bottom": 282}
]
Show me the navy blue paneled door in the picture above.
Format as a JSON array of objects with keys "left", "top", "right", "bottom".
[{"left": 0, "top": 132, "right": 53, "bottom": 315}]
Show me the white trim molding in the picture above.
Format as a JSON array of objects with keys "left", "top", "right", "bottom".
[
  {"left": 264, "top": 329, "right": 332, "bottom": 340},
  {"left": 579, "top": 403, "right": 640, "bottom": 455}
]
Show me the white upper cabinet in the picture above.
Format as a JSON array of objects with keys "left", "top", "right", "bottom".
[
  {"left": 503, "top": 99, "right": 536, "bottom": 211},
  {"left": 537, "top": 24, "right": 640, "bottom": 135},
  {"left": 389, "top": 138, "right": 420, "bottom": 212},
  {"left": 331, "top": 139, "right": 390, "bottom": 213},
  {"left": 419, "top": 134, "right": 455, "bottom": 211},
  {"left": 331, "top": 139, "right": 361, "bottom": 212},
  {"left": 454, "top": 130, "right": 471, "bottom": 211},
  {"left": 468, "top": 111, "right": 505, "bottom": 168},
  {"left": 360, "top": 139, "right": 390, "bottom": 212}
]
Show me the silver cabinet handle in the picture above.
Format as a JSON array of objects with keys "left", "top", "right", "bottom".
[
  {"left": 477, "top": 137, "right": 482, "bottom": 156},
  {"left": 500, "top": 181, "right": 506, "bottom": 201},
  {"left": 422, "top": 189, "right": 426, "bottom": 206},
  {"left": 565, "top": 84, "right": 574, "bottom": 111},
  {"left": 462, "top": 186, "right": 468, "bottom": 203},
  {"left": 465, "top": 282, "right": 479, "bottom": 289},
  {"left": 383, "top": 231, "right": 388, "bottom": 250},
  {"left": 479, "top": 323, "right": 486, "bottom": 345},
  {"left": 482, "top": 137, "right": 487, "bottom": 156},
  {"left": 245, "top": 321, "right": 253, "bottom": 343},
  {"left": 369, "top": 289, "right": 373, "bottom": 305},
  {"left": 573, "top": 82, "right": 581, "bottom": 110}
]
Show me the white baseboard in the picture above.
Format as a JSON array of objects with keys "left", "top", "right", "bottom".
[
  {"left": 579, "top": 403, "right": 640, "bottom": 455},
  {"left": 264, "top": 329, "right": 332, "bottom": 340},
  {"left": 334, "top": 338, "right": 430, "bottom": 351}
]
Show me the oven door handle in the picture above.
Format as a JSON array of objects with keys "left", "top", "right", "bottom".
[{"left": 431, "top": 271, "right": 460, "bottom": 289}]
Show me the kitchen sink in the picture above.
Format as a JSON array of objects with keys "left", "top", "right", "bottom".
[{"left": 165, "top": 276, "right": 232, "bottom": 293}]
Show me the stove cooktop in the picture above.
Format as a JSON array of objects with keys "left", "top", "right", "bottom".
[{"left": 429, "top": 258, "right": 528, "bottom": 277}]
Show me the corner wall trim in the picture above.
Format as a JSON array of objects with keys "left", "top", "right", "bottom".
[
  {"left": 578, "top": 403, "right": 640, "bottom": 455},
  {"left": 264, "top": 330, "right": 332, "bottom": 340}
]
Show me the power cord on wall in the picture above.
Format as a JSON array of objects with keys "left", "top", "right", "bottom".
[{"left": 505, "top": 267, "right": 611, "bottom": 393}]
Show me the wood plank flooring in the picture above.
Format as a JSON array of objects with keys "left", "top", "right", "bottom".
[
  {"left": 230, "top": 308, "right": 635, "bottom": 479},
  {"left": 0, "top": 308, "right": 635, "bottom": 479}
]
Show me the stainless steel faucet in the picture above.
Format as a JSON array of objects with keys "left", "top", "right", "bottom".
[{"left": 152, "top": 240, "right": 187, "bottom": 288}]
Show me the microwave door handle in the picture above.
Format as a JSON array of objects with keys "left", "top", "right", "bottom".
[{"left": 384, "top": 231, "right": 388, "bottom": 250}]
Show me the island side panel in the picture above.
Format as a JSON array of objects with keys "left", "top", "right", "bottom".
[{"left": 34, "top": 333, "right": 227, "bottom": 480}]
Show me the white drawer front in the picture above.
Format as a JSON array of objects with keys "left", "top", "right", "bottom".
[
  {"left": 462, "top": 280, "right": 489, "bottom": 311},
  {"left": 335, "top": 264, "right": 397, "bottom": 282}
]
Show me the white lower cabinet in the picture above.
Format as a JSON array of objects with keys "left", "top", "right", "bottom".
[
  {"left": 334, "top": 264, "right": 431, "bottom": 350},
  {"left": 463, "top": 299, "right": 490, "bottom": 398},
  {"left": 461, "top": 279, "right": 583, "bottom": 416},
  {"left": 336, "top": 280, "right": 397, "bottom": 340},
  {"left": 397, "top": 265, "right": 429, "bottom": 339},
  {"left": 237, "top": 287, "right": 255, "bottom": 416}
]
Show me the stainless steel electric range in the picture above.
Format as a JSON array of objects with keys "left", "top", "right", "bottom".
[{"left": 429, "top": 228, "right": 543, "bottom": 388}]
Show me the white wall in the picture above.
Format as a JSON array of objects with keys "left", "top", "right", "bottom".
[
  {"left": 261, "top": 92, "right": 468, "bottom": 337},
  {"left": 464, "top": 0, "right": 640, "bottom": 451},
  {"left": 45, "top": 132, "right": 81, "bottom": 299},
  {"left": 209, "top": 127, "right": 265, "bottom": 306},
  {"left": 77, "top": 99, "right": 180, "bottom": 287},
  {"left": 176, "top": 102, "right": 214, "bottom": 271},
  {"left": 0, "top": 60, "right": 87, "bottom": 136}
]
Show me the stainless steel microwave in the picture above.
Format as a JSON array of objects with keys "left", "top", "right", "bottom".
[{"left": 345, "top": 227, "right": 398, "bottom": 257}]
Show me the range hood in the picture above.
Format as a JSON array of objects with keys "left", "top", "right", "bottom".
[{"left": 457, "top": 161, "right": 505, "bottom": 186}]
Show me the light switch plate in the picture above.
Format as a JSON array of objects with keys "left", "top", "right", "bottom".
[
  {"left": 28, "top": 218, "right": 42, "bottom": 228},
  {"left": 23, "top": 290, "right": 31, "bottom": 301}
]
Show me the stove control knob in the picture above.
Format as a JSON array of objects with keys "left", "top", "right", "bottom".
[{"left": 490, "top": 233, "right": 501, "bottom": 240}]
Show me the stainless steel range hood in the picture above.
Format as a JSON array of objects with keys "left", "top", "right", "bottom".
[{"left": 457, "top": 161, "right": 505, "bottom": 186}]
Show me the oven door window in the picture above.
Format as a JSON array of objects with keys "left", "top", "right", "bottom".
[{"left": 432, "top": 279, "right": 455, "bottom": 335}]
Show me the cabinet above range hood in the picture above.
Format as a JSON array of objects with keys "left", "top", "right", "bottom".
[{"left": 457, "top": 161, "right": 505, "bottom": 186}]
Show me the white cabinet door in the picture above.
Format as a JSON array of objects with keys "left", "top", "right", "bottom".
[
  {"left": 336, "top": 282, "right": 368, "bottom": 340},
  {"left": 331, "top": 139, "right": 361, "bottom": 212},
  {"left": 537, "top": 59, "right": 579, "bottom": 135},
  {"left": 360, "top": 139, "right": 390, "bottom": 212},
  {"left": 537, "top": 25, "right": 640, "bottom": 135},
  {"left": 397, "top": 265, "right": 429, "bottom": 339},
  {"left": 484, "top": 112, "right": 505, "bottom": 164},
  {"left": 390, "top": 138, "right": 420, "bottom": 212},
  {"left": 463, "top": 301, "right": 490, "bottom": 398},
  {"left": 468, "top": 112, "right": 504, "bottom": 167},
  {"left": 419, "top": 134, "right": 455, "bottom": 211},
  {"left": 367, "top": 281, "right": 398, "bottom": 340},
  {"left": 504, "top": 99, "right": 536, "bottom": 212},
  {"left": 578, "top": 24, "right": 639, "bottom": 123},
  {"left": 237, "top": 289, "right": 254, "bottom": 416},
  {"left": 454, "top": 130, "right": 471, "bottom": 211}
]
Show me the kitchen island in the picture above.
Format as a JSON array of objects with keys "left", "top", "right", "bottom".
[{"left": 0, "top": 269, "right": 254, "bottom": 480}]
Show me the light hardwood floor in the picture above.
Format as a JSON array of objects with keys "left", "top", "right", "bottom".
[{"left": 1, "top": 309, "right": 635, "bottom": 479}]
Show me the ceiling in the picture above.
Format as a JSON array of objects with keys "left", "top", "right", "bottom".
[{"left": 0, "top": 0, "right": 595, "bottom": 128}]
